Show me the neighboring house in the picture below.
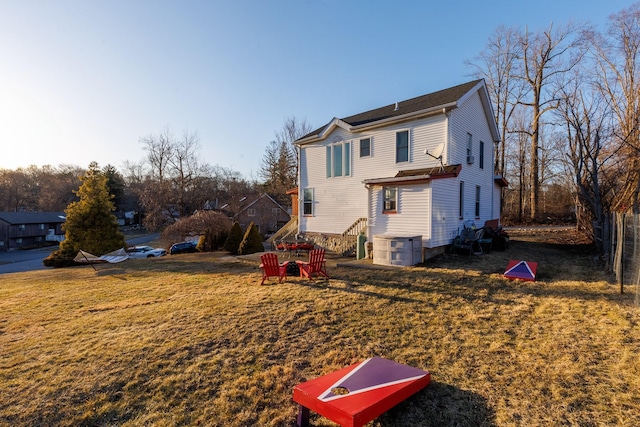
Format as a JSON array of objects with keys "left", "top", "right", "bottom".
[
  {"left": 294, "top": 79, "right": 507, "bottom": 258},
  {"left": 219, "top": 194, "right": 290, "bottom": 236},
  {"left": 0, "top": 212, "right": 66, "bottom": 252}
]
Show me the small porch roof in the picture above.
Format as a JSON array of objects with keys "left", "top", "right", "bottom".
[{"left": 363, "top": 164, "right": 462, "bottom": 186}]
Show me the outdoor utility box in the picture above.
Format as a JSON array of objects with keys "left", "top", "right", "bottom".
[
  {"left": 357, "top": 233, "right": 367, "bottom": 260},
  {"left": 373, "top": 235, "right": 423, "bottom": 266}
]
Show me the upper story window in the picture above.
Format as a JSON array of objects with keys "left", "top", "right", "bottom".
[
  {"left": 360, "top": 137, "right": 371, "bottom": 157},
  {"left": 479, "top": 140, "right": 485, "bottom": 169},
  {"left": 326, "top": 139, "right": 351, "bottom": 178},
  {"left": 247, "top": 208, "right": 256, "bottom": 217},
  {"left": 396, "top": 130, "right": 409, "bottom": 163},
  {"left": 383, "top": 187, "right": 397, "bottom": 213},
  {"left": 18, "top": 224, "right": 25, "bottom": 231},
  {"left": 467, "top": 133, "right": 472, "bottom": 158}
]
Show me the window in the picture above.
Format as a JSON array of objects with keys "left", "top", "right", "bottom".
[
  {"left": 383, "top": 187, "right": 397, "bottom": 213},
  {"left": 459, "top": 181, "right": 464, "bottom": 218},
  {"left": 479, "top": 140, "right": 485, "bottom": 169},
  {"left": 466, "top": 133, "right": 472, "bottom": 158},
  {"left": 18, "top": 224, "right": 25, "bottom": 231},
  {"left": 333, "top": 144, "right": 343, "bottom": 176},
  {"left": 303, "top": 188, "right": 314, "bottom": 216},
  {"left": 247, "top": 208, "right": 256, "bottom": 217},
  {"left": 396, "top": 130, "right": 409, "bottom": 163},
  {"left": 326, "top": 140, "right": 351, "bottom": 178},
  {"left": 360, "top": 137, "right": 371, "bottom": 157},
  {"left": 39, "top": 223, "right": 45, "bottom": 230},
  {"left": 272, "top": 208, "right": 279, "bottom": 216},
  {"left": 475, "top": 186, "right": 481, "bottom": 217}
]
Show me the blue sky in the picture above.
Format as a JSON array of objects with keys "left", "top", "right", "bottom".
[{"left": 0, "top": 0, "right": 632, "bottom": 179}]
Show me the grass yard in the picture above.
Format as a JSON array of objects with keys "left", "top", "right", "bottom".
[{"left": 1, "top": 229, "right": 639, "bottom": 426}]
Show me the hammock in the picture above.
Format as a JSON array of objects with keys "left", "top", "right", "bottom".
[{"left": 74, "top": 248, "right": 129, "bottom": 264}]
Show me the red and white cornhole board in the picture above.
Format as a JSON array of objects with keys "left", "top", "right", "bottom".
[
  {"left": 293, "top": 357, "right": 431, "bottom": 427},
  {"left": 504, "top": 260, "right": 538, "bottom": 282}
]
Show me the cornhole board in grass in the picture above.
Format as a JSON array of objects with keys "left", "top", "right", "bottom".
[
  {"left": 293, "top": 357, "right": 431, "bottom": 427},
  {"left": 504, "top": 260, "right": 538, "bottom": 282}
]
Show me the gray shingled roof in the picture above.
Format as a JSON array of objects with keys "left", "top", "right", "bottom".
[
  {"left": 0, "top": 212, "right": 66, "bottom": 224},
  {"left": 299, "top": 79, "right": 483, "bottom": 141}
]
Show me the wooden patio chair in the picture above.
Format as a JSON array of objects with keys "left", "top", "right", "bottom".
[
  {"left": 259, "top": 253, "right": 288, "bottom": 285},
  {"left": 296, "top": 248, "right": 329, "bottom": 281}
]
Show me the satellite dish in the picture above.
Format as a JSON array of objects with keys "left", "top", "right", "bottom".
[
  {"left": 426, "top": 143, "right": 445, "bottom": 171},
  {"left": 427, "top": 143, "right": 444, "bottom": 159}
]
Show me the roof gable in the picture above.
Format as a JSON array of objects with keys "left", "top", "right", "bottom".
[{"left": 297, "top": 79, "right": 490, "bottom": 144}]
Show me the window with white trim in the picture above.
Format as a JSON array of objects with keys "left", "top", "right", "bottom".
[
  {"left": 303, "top": 188, "right": 314, "bottom": 216},
  {"left": 360, "top": 137, "right": 371, "bottom": 157},
  {"left": 475, "top": 186, "right": 481, "bottom": 217},
  {"left": 247, "top": 208, "right": 256, "bottom": 217},
  {"left": 396, "top": 130, "right": 409, "bottom": 163},
  {"left": 479, "top": 140, "right": 485, "bottom": 169},
  {"left": 383, "top": 187, "right": 397, "bottom": 213},
  {"left": 326, "top": 140, "right": 351, "bottom": 178},
  {"left": 467, "top": 133, "right": 472, "bottom": 159}
]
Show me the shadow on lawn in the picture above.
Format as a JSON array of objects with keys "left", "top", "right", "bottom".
[{"left": 376, "top": 380, "right": 496, "bottom": 427}]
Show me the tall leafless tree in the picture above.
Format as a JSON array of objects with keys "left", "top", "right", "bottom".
[{"left": 517, "top": 23, "right": 587, "bottom": 221}]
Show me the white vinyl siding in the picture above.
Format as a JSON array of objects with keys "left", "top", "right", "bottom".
[{"left": 297, "top": 83, "right": 500, "bottom": 248}]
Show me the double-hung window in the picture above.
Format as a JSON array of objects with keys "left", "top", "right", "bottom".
[
  {"left": 479, "top": 140, "right": 485, "bottom": 169},
  {"left": 326, "top": 140, "right": 351, "bottom": 178},
  {"left": 383, "top": 187, "right": 397, "bottom": 213},
  {"left": 396, "top": 130, "right": 409, "bottom": 163},
  {"left": 467, "top": 133, "right": 472, "bottom": 159},
  {"left": 475, "top": 186, "right": 481, "bottom": 217},
  {"left": 303, "top": 188, "right": 314, "bottom": 216},
  {"left": 360, "top": 137, "right": 371, "bottom": 157}
]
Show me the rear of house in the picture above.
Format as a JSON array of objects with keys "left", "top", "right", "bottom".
[{"left": 294, "top": 79, "right": 505, "bottom": 259}]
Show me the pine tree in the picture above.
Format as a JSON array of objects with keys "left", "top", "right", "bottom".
[
  {"left": 238, "top": 222, "right": 264, "bottom": 255},
  {"left": 44, "top": 162, "right": 126, "bottom": 267}
]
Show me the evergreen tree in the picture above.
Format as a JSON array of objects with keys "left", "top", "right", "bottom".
[
  {"left": 223, "top": 221, "right": 243, "bottom": 255},
  {"left": 44, "top": 162, "right": 126, "bottom": 267},
  {"left": 238, "top": 222, "right": 264, "bottom": 255}
]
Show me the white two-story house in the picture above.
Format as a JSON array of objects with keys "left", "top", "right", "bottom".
[{"left": 294, "top": 79, "right": 506, "bottom": 262}]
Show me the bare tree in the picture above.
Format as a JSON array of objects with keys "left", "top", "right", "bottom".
[
  {"left": 467, "top": 25, "right": 523, "bottom": 177},
  {"left": 260, "top": 116, "right": 312, "bottom": 206},
  {"left": 517, "top": 23, "right": 587, "bottom": 221},
  {"left": 590, "top": 3, "right": 640, "bottom": 212}
]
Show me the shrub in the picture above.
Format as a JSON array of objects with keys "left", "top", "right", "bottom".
[
  {"left": 238, "top": 222, "right": 264, "bottom": 255},
  {"left": 224, "top": 222, "right": 244, "bottom": 255}
]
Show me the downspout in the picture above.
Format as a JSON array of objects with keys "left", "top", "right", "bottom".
[
  {"left": 296, "top": 144, "right": 301, "bottom": 236},
  {"left": 364, "top": 183, "right": 372, "bottom": 245}
]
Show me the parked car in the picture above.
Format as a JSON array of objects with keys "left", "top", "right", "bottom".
[
  {"left": 127, "top": 245, "right": 167, "bottom": 258},
  {"left": 169, "top": 241, "right": 198, "bottom": 255}
]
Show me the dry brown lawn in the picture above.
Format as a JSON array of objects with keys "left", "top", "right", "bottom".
[{"left": 0, "top": 229, "right": 638, "bottom": 426}]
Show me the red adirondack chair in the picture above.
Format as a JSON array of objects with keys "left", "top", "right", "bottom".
[
  {"left": 259, "top": 253, "right": 288, "bottom": 285},
  {"left": 296, "top": 248, "right": 329, "bottom": 281}
]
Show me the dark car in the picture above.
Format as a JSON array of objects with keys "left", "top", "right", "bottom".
[{"left": 170, "top": 241, "right": 198, "bottom": 255}]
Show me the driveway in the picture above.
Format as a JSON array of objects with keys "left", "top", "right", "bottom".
[{"left": 0, "top": 233, "right": 160, "bottom": 275}]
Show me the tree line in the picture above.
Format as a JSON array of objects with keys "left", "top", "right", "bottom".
[
  {"left": 468, "top": 2, "right": 640, "bottom": 254},
  {"left": 0, "top": 118, "right": 308, "bottom": 232}
]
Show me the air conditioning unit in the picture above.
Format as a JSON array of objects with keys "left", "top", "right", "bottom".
[{"left": 467, "top": 155, "right": 475, "bottom": 165}]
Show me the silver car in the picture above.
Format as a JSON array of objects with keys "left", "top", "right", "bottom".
[{"left": 126, "top": 245, "right": 167, "bottom": 258}]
